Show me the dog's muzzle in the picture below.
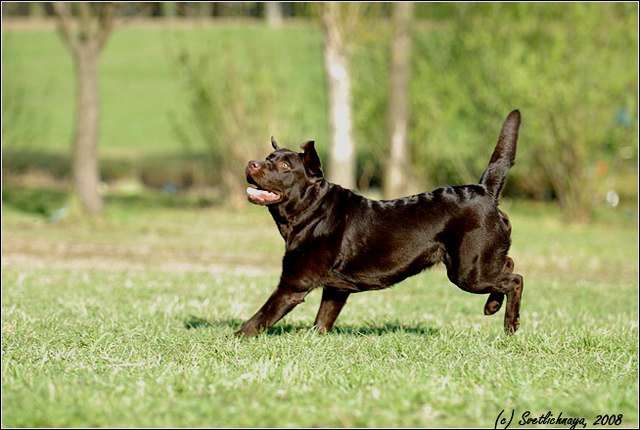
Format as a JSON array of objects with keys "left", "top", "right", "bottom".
[{"left": 245, "top": 161, "right": 282, "bottom": 205}]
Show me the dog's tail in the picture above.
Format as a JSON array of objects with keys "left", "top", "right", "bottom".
[{"left": 479, "top": 110, "right": 521, "bottom": 202}]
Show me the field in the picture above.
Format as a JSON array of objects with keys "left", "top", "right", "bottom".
[
  {"left": 2, "top": 17, "right": 638, "bottom": 428},
  {"left": 2, "top": 196, "right": 638, "bottom": 427}
]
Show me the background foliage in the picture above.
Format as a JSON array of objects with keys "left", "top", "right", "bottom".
[
  {"left": 409, "top": 3, "right": 638, "bottom": 220},
  {"left": 170, "top": 24, "right": 328, "bottom": 204},
  {"left": 2, "top": 3, "right": 637, "bottom": 218}
]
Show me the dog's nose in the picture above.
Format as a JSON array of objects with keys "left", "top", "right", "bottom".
[{"left": 248, "top": 160, "right": 260, "bottom": 171}]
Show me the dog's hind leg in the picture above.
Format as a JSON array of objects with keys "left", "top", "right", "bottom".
[
  {"left": 483, "top": 257, "right": 514, "bottom": 315},
  {"left": 313, "top": 287, "right": 350, "bottom": 333},
  {"left": 447, "top": 251, "right": 523, "bottom": 334},
  {"left": 492, "top": 270, "right": 524, "bottom": 334},
  {"left": 235, "top": 285, "right": 309, "bottom": 337}
]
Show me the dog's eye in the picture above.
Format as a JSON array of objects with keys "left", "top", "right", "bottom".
[{"left": 281, "top": 162, "right": 290, "bottom": 169}]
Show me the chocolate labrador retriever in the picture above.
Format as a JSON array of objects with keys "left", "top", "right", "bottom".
[{"left": 238, "top": 110, "right": 522, "bottom": 337}]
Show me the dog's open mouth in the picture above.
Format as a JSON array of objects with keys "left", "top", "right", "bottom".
[{"left": 246, "top": 186, "right": 282, "bottom": 205}]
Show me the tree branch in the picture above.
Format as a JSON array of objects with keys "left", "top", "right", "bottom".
[
  {"left": 96, "top": 3, "right": 117, "bottom": 52},
  {"left": 76, "top": 2, "right": 92, "bottom": 43},
  {"left": 51, "top": 2, "right": 78, "bottom": 53}
]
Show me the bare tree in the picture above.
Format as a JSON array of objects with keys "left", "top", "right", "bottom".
[
  {"left": 265, "top": 2, "right": 283, "bottom": 28},
  {"left": 320, "top": 3, "right": 356, "bottom": 190},
  {"left": 52, "top": 2, "right": 116, "bottom": 215},
  {"left": 384, "top": 2, "right": 414, "bottom": 199}
]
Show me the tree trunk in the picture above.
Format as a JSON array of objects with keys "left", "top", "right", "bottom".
[
  {"left": 52, "top": 2, "right": 115, "bottom": 217},
  {"left": 265, "top": 2, "right": 283, "bottom": 28},
  {"left": 384, "top": 2, "right": 414, "bottom": 199},
  {"left": 73, "top": 45, "right": 104, "bottom": 215},
  {"left": 322, "top": 4, "right": 356, "bottom": 190}
]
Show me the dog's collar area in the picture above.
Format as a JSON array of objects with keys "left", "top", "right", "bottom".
[{"left": 247, "top": 186, "right": 282, "bottom": 205}]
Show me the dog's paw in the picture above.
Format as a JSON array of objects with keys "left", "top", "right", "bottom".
[
  {"left": 484, "top": 292, "right": 504, "bottom": 316},
  {"left": 484, "top": 300, "right": 503, "bottom": 315},
  {"left": 504, "top": 318, "right": 520, "bottom": 335},
  {"left": 234, "top": 328, "right": 256, "bottom": 338}
]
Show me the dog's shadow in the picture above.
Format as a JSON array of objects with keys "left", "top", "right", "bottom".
[{"left": 184, "top": 315, "right": 439, "bottom": 337}]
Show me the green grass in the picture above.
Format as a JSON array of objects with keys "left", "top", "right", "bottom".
[{"left": 2, "top": 198, "right": 638, "bottom": 427}]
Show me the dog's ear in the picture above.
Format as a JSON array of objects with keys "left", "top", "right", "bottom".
[
  {"left": 300, "top": 140, "right": 323, "bottom": 180},
  {"left": 271, "top": 136, "right": 279, "bottom": 151}
]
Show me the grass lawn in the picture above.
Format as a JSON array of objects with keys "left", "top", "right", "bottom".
[
  {"left": 2, "top": 22, "right": 328, "bottom": 159},
  {"left": 1, "top": 194, "right": 638, "bottom": 427}
]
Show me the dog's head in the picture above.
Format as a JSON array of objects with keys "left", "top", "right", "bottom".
[{"left": 245, "top": 137, "right": 324, "bottom": 206}]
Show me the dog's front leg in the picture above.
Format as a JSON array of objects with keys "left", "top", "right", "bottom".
[
  {"left": 235, "top": 285, "right": 309, "bottom": 337},
  {"left": 313, "top": 287, "right": 350, "bottom": 333}
]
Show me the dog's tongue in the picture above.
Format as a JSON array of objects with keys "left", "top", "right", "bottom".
[{"left": 246, "top": 187, "right": 280, "bottom": 203}]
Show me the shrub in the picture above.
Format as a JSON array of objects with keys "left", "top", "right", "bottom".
[
  {"left": 410, "top": 3, "right": 638, "bottom": 221},
  {"left": 170, "top": 25, "right": 328, "bottom": 204}
]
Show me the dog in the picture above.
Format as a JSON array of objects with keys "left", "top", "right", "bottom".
[{"left": 237, "top": 110, "right": 523, "bottom": 337}]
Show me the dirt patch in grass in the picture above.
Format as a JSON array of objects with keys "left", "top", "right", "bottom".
[{"left": 2, "top": 235, "right": 278, "bottom": 275}]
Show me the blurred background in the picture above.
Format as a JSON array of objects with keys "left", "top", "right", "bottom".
[{"left": 1, "top": 2, "right": 638, "bottom": 223}]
